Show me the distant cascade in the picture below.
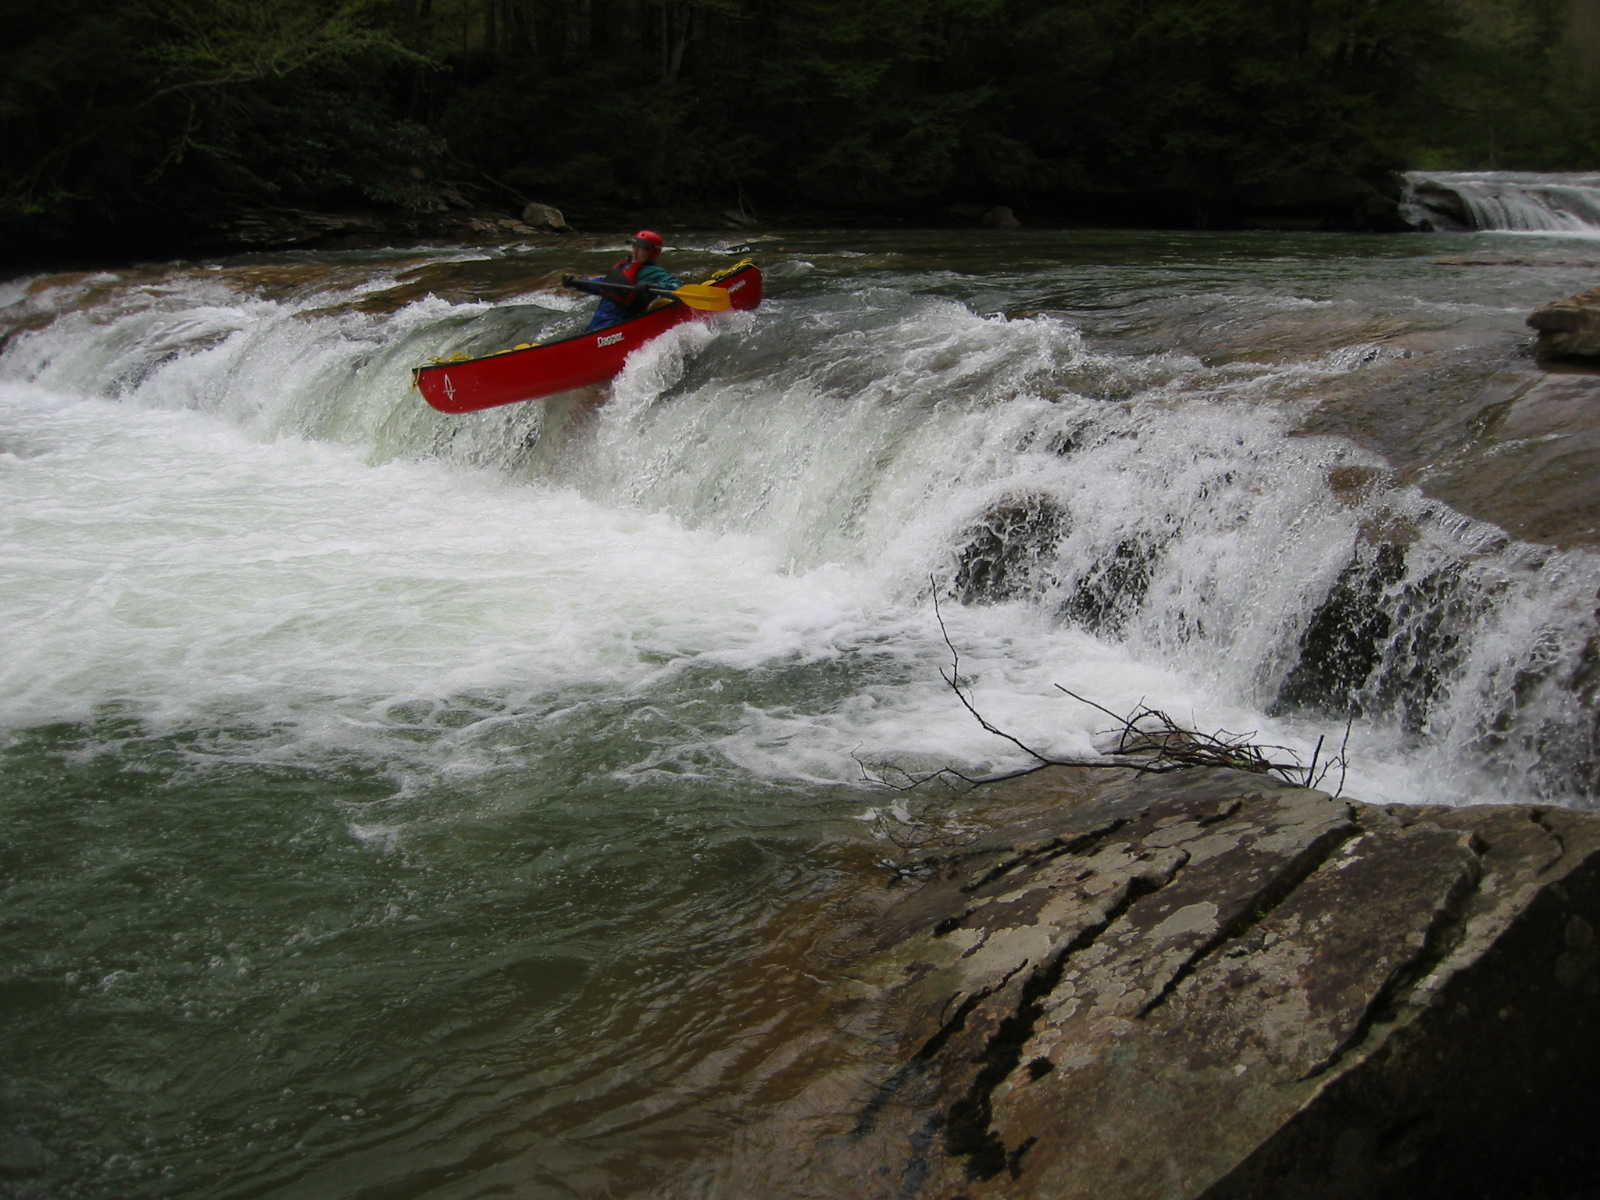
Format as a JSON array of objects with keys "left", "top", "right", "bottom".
[{"left": 1402, "top": 170, "right": 1600, "bottom": 232}]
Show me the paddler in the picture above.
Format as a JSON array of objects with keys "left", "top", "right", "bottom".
[{"left": 564, "top": 230, "right": 685, "bottom": 331}]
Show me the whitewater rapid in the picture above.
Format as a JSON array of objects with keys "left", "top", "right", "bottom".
[
  {"left": 0, "top": 376, "right": 1298, "bottom": 795},
  {"left": 5, "top": 240, "right": 1593, "bottom": 813}
]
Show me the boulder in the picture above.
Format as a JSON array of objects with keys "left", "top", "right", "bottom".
[
  {"left": 225, "top": 207, "right": 389, "bottom": 247},
  {"left": 1400, "top": 178, "right": 1475, "bottom": 231},
  {"left": 1528, "top": 287, "right": 1600, "bottom": 362},
  {"left": 744, "top": 767, "right": 1600, "bottom": 1199},
  {"left": 951, "top": 492, "right": 1069, "bottom": 605},
  {"left": 520, "top": 201, "right": 573, "bottom": 233},
  {"left": 982, "top": 205, "right": 1022, "bottom": 228},
  {"left": 219, "top": 206, "right": 558, "bottom": 251}
]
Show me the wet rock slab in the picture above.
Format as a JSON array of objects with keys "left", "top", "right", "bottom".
[
  {"left": 761, "top": 768, "right": 1600, "bottom": 1200},
  {"left": 1529, "top": 286, "right": 1600, "bottom": 363}
]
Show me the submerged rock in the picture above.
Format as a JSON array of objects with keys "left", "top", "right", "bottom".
[
  {"left": 1059, "top": 534, "right": 1165, "bottom": 635},
  {"left": 1272, "top": 540, "right": 1479, "bottom": 733},
  {"left": 740, "top": 768, "right": 1600, "bottom": 1199},
  {"left": 951, "top": 493, "right": 1069, "bottom": 605}
]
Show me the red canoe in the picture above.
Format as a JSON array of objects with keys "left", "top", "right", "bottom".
[{"left": 413, "top": 261, "right": 763, "bottom": 414}]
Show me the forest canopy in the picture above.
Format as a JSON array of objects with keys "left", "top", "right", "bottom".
[{"left": 3, "top": 0, "right": 1597, "bottom": 257}]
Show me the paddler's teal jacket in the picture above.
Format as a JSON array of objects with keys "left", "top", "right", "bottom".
[{"left": 585, "top": 260, "right": 684, "bottom": 331}]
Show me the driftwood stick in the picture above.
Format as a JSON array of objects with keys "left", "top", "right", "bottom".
[{"left": 859, "top": 580, "right": 1352, "bottom": 797}]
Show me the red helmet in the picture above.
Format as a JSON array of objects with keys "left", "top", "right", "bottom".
[{"left": 628, "top": 229, "right": 664, "bottom": 249}]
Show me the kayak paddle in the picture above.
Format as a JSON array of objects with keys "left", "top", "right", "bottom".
[
  {"left": 651, "top": 282, "right": 733, "bottom": 311},
  {"left": 563, "top": 276, "right": 732, "bottom": 312}
]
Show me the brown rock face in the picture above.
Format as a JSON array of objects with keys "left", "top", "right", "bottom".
[
  {"left": 1528, "top": 286, "right": 1600, "bottom": 361},
  {"left": 739, "top": 768, "right": 1600, "bottom": 1200}
]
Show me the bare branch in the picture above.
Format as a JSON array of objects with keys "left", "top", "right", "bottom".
[{"left": 859, "top": 580, "right": 1352, "bottom": 799}]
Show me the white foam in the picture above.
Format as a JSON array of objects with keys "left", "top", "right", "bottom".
[{"left": 4, "top": 255, "right": 1596, "bottom": 809}]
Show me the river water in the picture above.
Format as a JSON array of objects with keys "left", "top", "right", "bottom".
[{"left": 3, "top": 205, "right": 1600, "bottom": 1196}]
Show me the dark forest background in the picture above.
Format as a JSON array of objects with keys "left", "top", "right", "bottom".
[{"left": 4, "top": 0, "right": 1599, "bottom": 261}]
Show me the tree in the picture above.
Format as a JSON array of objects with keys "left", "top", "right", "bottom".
[
  {"left": 4, "top": 0, "right": 1598, "bottom": 258},
  {"left": 1, "top": 0, "right": 440, "bottom": 253}
]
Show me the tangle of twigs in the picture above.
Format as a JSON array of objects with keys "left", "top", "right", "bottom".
[{"left": 857, "top": 580, "right": 1351, "bottom": 798}]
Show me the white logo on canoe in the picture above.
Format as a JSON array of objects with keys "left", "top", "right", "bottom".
[
  {"left": 727, "top": 280, "right": 744, "bottom": 293},
  {"left": 442, "top": 374, "right": 456, "bottom": 402},
  {"left": 596, "top": 332, "right": 625, "bottom": 347}
]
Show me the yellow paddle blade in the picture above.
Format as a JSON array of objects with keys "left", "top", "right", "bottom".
[{"left": 666, "top": 283, "right": 732, "bottom": 311}]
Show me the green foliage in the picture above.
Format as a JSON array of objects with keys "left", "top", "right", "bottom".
[
  {"left": 140, "top": 0, "right": 425, "bottom": 94},
  {"left": 1, "top": 0, "right": 444, "bottom": 253},
  {"left": 2, "top": 0, "right": 1595, "bottom": 255},
  {"left": 1419, "top": 0, "right": 1600, "bottom": 167}
]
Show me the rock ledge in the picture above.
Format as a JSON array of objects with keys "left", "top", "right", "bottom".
[{"left": 757, "top": 768, "right": 1600, "bottom": 1200}]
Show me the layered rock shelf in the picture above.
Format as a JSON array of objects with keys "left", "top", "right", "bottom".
[{"left": 748, "top": 768, "right": 1600, "bottom": 1199}]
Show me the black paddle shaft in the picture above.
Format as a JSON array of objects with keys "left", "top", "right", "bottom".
[{"left": 563, "top": 276, "right": 676, "bottom": 302}]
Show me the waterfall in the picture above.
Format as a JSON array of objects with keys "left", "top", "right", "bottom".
[
  {"left": 1402, "top": 169, "right": 1600, "bottom": 233},
  {"left": 3, "top": 242, "right": 1598, "bottom": 808}
]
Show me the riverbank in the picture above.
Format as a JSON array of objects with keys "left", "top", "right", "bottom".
[
  {"left": 3, "top": 172, "right": 1418, "bottom": 280},
  {"left": 710, "top": 764, "right": 1600, "bottom": 1200}
]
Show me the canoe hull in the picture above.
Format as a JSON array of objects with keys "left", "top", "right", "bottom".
[{"left": 413, "top": 263, "right": 762, "bottom": 414}]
